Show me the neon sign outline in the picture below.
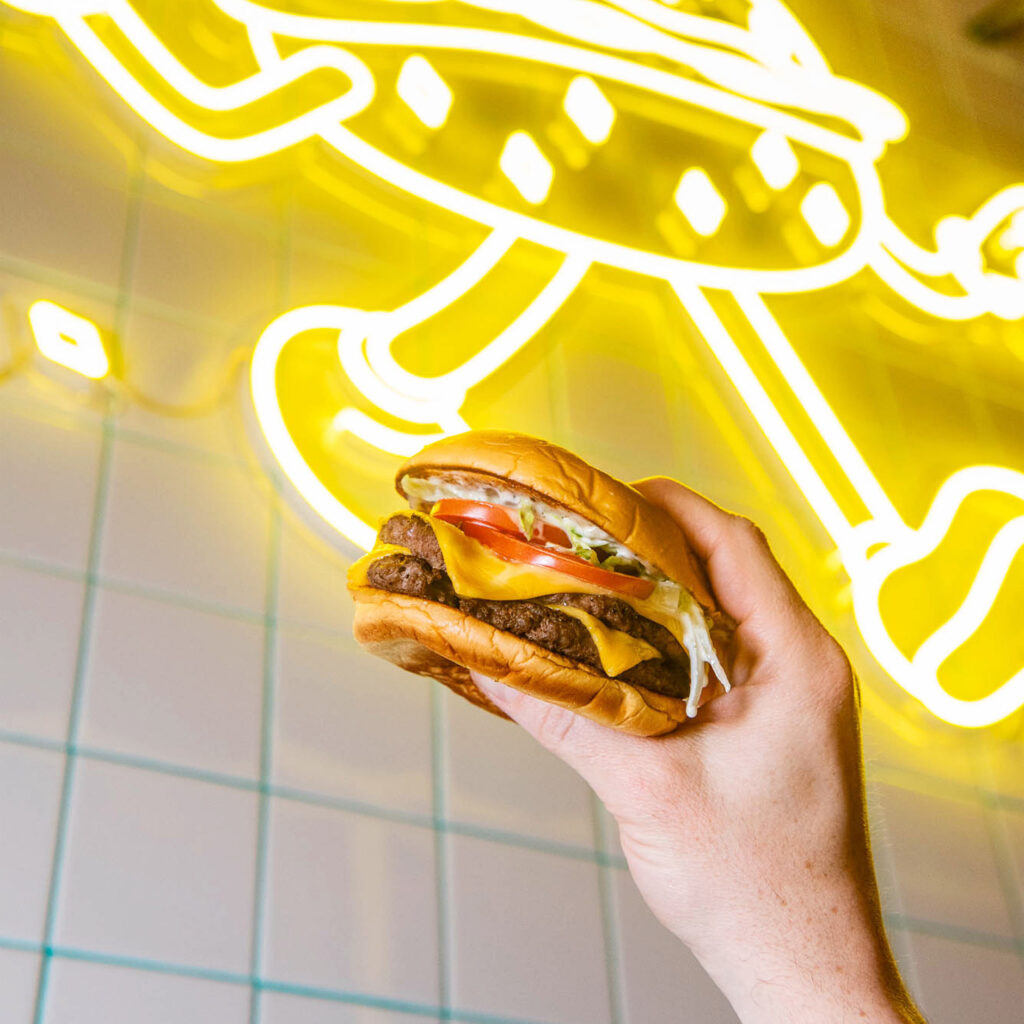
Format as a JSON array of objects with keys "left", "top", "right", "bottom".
[{"left": 6, "top": 0, "right": 1024, "bottom": 726}]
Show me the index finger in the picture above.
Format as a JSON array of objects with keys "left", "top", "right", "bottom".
[{"left": 632, "top": 477, "right": 806, "bottom": 629}]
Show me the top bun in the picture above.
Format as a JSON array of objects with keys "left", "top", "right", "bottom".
[{"left": 396, "top": 430, "right": 716, "bottom": 611}]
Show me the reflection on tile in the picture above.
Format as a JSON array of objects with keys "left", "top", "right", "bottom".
[
  {"left": 0, "top": 407, "right": 101, "bottom": 571},
  {"left": 0, "top": 947, "right": 39, "bottom": 1024},
  {"left": 80, "top": 588, "right": 263, "bottom": 778},
  {"left": 612, "top": 869, "right": 738, "bottom": 1024},
  {"left": 0, "top": 563, "right": 84, "bottom": 740},
  {"left": 261, "top": 992, "right": 436, "bottom": 1024},
  {"left": 54, "top": 759, "right": 258, "bottom": 972},
  {"left": 115, "top": 306, "right": 248, "bottom": 455},
  {"left": 0, "top": 148, "right": 129, "bottom": 293},
  {"left": 273, "top": 631, "right": 433, "bottom": 814},
  {"left": 875, "top": 782, "right": 1015, "bottom": 939},
  {"left": 441, "top": 688, "right": 595, "bottom": 847},
  {"left": 261, "top": 798, "right": 438, "bottom": 1004},
  {"left": 44, "top": 959, "right": 249, "bottom": 1024},
  {"left": 904, "top": 931, "right": 1024, "bottom": 1024},
  {"left": 996, "top": 809, "right": 1024, "bottom": 922},
  {"left": 131, "top": 187, "right": 277, "bottom": 326},
  {"left": 0, "top": 743, "right": 63, "bottom": 942},
  {"left": 447, "top": 834, "right": 611, "bottom": 1024},
  {"left": 100, "top": 437, "right": 270, "bottom": 612},
  {"left": 276, "top": 521, "right": 356, "bottom": 637}
]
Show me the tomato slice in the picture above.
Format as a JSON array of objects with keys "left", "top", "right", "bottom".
[
  {"left": 458, "top": 521, "right": 655, "bottom": 599},
  {"left": 431, "top": 499, "right": 570, "bottom": 547}
]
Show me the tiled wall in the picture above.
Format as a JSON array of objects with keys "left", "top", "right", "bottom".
[{"left": 2, "top": 3, "right": 1024, "bottom": 1023}]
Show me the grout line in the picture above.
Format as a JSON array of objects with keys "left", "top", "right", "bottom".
[
  {"left": 884, "top": 913, "right": 1023, "bottom": 953},
  {"left": 248, "top": 498, "right": 282, "bottom": 1024},
  {"left": 31, "top": 135, "right": 146, "bottom": 1023},
  {"left": 430, "top": 686, "right": 453, "bottom": 1021},
  {"left": 980, "top": 795, "right": 1024, "bottom": 967},
  {"left": 0, "top": 728, "right": 624, "bottom": 866},
  {"left": 591, "top": 792, "right": 626, "bottom": 1024},
  {"left": 30, "top": 418, "right": 115, "bottom": 1024}
]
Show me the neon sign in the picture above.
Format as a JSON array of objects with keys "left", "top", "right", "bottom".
[{"left": 5, "top": 0, "right": 1024, "bottom": 727}]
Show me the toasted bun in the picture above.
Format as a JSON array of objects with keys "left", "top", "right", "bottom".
[
  {"left": 396, "top": 430, "right": 715, "bottom": 610},
  {"left": 351, "top": 586, "right": 721, "bottom": 737}
]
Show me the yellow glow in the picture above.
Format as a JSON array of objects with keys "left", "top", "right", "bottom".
[
  {"left": 562, "top": 75, "right": 616, "bottom": 145},
  {"left": 674, "top": 168, "right": 727, "bottom": 238},
  {"left": 396, "top": 54, "right": 452, "bottom": 130},
  {"left": 499, "top": 131, "right": 554, "bottom": 205},
  {"left": 11, "top": 0, "right": 1024, "bottom": 726},
  {"left": 28, "top": 300, "right": 109, "bottom": 380},
  {"left": 751, "top": 130, "right": 799, "bottom": 190},
  {"left": 801, "top": 182, "right": 850, "bottom": 247}
]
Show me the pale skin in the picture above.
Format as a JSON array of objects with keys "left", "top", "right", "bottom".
[{"left": 471, "top": 478, "right": 927, "bottom": 1024}]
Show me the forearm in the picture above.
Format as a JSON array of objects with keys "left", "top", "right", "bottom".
[{"left": 689, "top": 880, "right": 926, "bottom": 1024}]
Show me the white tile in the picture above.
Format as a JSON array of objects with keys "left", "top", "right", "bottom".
[
  {"left": 0, "top": 147, "right": 130, "bottom": 293},
  {"left": 441, "top": 687, "right": 596, "bottom": 847},
  {"left": 54, "top": 759, "right": 258, "bottom": 972},
  {"left": 261, "top": 797, "right": 438, "bottom": 1004},
  {"left": 130, "top": 188, "right": 278, "bottom": 326},
  {"left": 79, "top": 588, "right": 263, "bottom": 778},
  {"left": 876, "top": 783, "right": 1016, "bottom": 939},
  {"left": 274, "top": 630, "right": 433, "bottom": 814},
  {"left": 904, "top": 931, "right": 1024, "bottom": 1024},
  {"left": 0, "top": 564, "right": 84, "bottom": 740},
  {"left": 114, "top": 306, "right": 249, "bottom": 459},
  {"left": 0, "top": 743, "right": 63, "bottom": 942},
  {"left": 99, "top": 436, "right": 270, "bottom": 612},
  {"left": 0, "top": 406, "right": 101, "bottom": 570},
  {"left": 261, "top": 992, "right": 435, "bottom": 1024},
  {"left": 612, "top": 870, "right": 739, "bottom": 1024},
  {"left": 277, "top": 520, "right": 356, "bottom": 637},
  {"left": 997, "top": 809, "right": 1024, "bottom": 911},
  {"left": 44, "top": 959, "right": 250, "bottom": 1024},
  {"left": 0, "top": 947, "right": 39, "bottom": 1024},
  {"left": 985, "top": 742, "right": 1024, "bottom": 802},
  {"left": 447, "top": 834, "right": 611, "bottom": 1024}
]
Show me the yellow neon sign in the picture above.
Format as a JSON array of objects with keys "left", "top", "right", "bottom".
[
  {"left": 6, "top": 0, "right": 1024, "bottom": 727},
  {"left": 28, "top": 300, "right": 110, "bottom": 380}
]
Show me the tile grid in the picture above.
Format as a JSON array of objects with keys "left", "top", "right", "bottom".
[
  {"left": 247, "top": 496, "right": 282, "bottom": 1024},
  {"left": 28, "top": 139, "right": 147, "bottom": 1024}
]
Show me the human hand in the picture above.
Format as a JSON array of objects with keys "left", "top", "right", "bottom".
[{"left": 471, "top": 478, "right": 925, "bottom": 1024}]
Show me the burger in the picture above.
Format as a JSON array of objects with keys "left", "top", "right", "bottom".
[{"left": 347, "top": 431, "right": 731, "bottom": 736}]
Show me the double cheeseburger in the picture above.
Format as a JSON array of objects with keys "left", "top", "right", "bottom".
[{"left": 347, "top": 431, "right": 731, "bottom": 736}]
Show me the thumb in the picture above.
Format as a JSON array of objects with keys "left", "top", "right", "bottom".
[{"left": 470, "top": 671, "right": 653, "bottom": 792}]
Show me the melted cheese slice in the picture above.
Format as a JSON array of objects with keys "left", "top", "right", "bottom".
[
  {"left": 348, "top": 543, "right": 411, "bottom": 587},
  {"left": 352, "top": 513, "right": 692, "bottom": 649},
  {"left": 550, "top": 605, "right": 661, "bottom": 677}
]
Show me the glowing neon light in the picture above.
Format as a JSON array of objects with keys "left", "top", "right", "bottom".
[
  {"left": 499, "top": 131, "right": 554, "bottom": 205},
  {"left": 801, "top": 183, "right": 850, "bottom": 248},
  {"left": 674, "top": 168, "right": 728, "bottom": 238},
  {"left": 396, "top": 55, "right": 453, "bottom": 130},
  {"left": 751, "top": 130, "right": 800, "bottom": 191},
  {"left": 28, "top": 300, "right": 109, "bottom": 379},
  {"left": 10, "top": 0, "right": 1024, "bottom": 726},
  {"left": 563, "top": 75, "right": 616, "bottom": 145}
]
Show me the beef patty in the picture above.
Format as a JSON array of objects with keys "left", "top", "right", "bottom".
[{"left": 367, "top": 514, "right": 692, "bottom": 701}]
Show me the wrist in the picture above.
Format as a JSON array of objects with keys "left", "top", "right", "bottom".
[{"left": 685, "top": 887, "right": 924, "bottom": 1024}]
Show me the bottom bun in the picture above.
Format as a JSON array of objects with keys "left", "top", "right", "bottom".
[{"left": 351, "top": 586, "right": 719, "bottom": 736}]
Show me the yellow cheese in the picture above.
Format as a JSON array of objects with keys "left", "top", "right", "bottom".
[
  {"left": 355, "top": 512, "right": 693, "bottom": 652},
  {"left": 347, "top": 543, "right": 411, "bottom": 588},
  {"left": 550, "top": 604, "right": 661, "bottom": 677}
]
